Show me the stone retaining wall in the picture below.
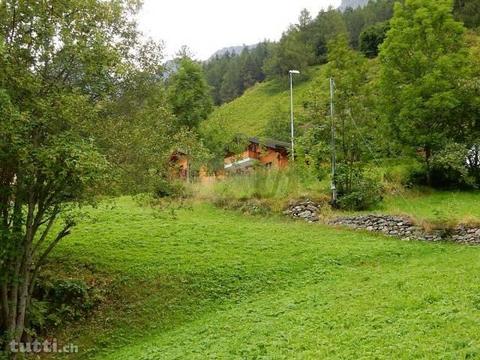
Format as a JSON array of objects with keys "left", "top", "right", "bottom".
[
  {"left": 283, "top": 200, "right": 320, "bottom": 223},
  {"left": 330, "top": 215, "right": 480, "bottom": 245},
  {"left": 283, "top": 200, "right": 480, "bottom": 245}
]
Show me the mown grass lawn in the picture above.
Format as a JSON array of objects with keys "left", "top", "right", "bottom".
[
  {"left": 50, "top": 197, "right": 480, "bottom": 359},
  {"left": 377, "top": 190, "right": 480, "bottom": 224}
]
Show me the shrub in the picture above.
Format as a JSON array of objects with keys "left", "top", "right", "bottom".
[
  {"left": 154, "top": 178, "right": 189, "bottom": 199},
  {"left": 408, "top": 143, "right": 476, "bottom": 189},
  {"left": 30, "top": 278, "right": 104, "bottom": 332},
  {"left": 335, "top": 164, "right": 383, "bottom": 211}
]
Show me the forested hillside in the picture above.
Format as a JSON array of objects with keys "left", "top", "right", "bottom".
[
  {"left": 202, "top": 0, "right": 480, "bottom": 195},
  {"left": 204, "top": 0, "right": 480, "bottom": 106},
  {"left": 202, "top": 66, "right": 328, "bottom": 139}
]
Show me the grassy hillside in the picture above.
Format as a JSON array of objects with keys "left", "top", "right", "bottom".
[
  {"left": 204, "top": 31, "right": 480, "bottom": 139},
  {"left": 46, "top": 197, "right": 480, "bottom": 359},
  {"left": 203, "top": 66, "right": 329, "bottom": 137}
]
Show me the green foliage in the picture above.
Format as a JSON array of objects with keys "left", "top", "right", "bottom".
[
  {"left": 0, "top": 0, "right": 171, "bottom": 344},
  {"left": 204, "top": 0, "right": 477, "bottom": 105},
  {"left": 154, "top": 179, "right": 188, "bottom": 199},
  {"left": 263, "top": 26, "right": 315, "bottom": 79},
  {"left": 335, "top": 164, "right": 384, "bottom": 210},
  {"left": 203, "top": 66, "right": 328, "bottom": 140},
  {"left": 309, "top": 9, "right": 349, "bottom": 63},
  {"left": 431, "top": 143, "right": 474, "bottom": 188},
  {"left": 408, "top": 143, "right": 476, "bottom": 189},
  {"left": 296, "top": 126, "right": 330, "bottom": 181},
  {"left": 327, "top": 35, "right": 373, "bottom": 163},
  {"left": 30, "top": 278, "right": 104, "bottom": 333},
  {"left": 204, "top": 43, "right": 271, "bottom": 105},
  {"left": 454, "top": 0, "right": 480, "bottom": 28},
  {"left": 379, "top": 0, "right": 476, "bottom": 184},
  {"left": 168, "top": 57, "right": 213, "bottom": 129},
  {"left": 360, "top": 21, "right": 390, "bottom": 57}
]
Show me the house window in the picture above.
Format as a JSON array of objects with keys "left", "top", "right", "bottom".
[{"left": 265, "top": 162, "right": 273, "bottom": 169}]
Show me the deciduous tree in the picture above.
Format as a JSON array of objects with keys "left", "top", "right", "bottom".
[
  {"left": 168, "top": 57, "right": 213, "bottom": 129},
  {"left": 0, "top": 0, "right": 140, "bottom": 349},
  {"left": 379, "top": 0, "right": 475, "bottom": 184}
]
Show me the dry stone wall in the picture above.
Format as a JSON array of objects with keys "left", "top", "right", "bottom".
[
  {"left": 283, "top": 201, "right": 480, "bottom": 245},
  {"left": 331, "top": 215, "right": 480, "bottom": 244}
]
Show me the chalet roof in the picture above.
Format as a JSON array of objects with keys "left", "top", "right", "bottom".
[{"left": 248, "top": 137, "right": 291, "bottom": 151}]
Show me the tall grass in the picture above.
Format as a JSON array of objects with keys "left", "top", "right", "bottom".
[{"left": 191, "top": 167, "right": 330, "bottom": 209}]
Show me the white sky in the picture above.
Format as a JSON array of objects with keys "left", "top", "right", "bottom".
[{"left": 138, "top": 0, "right": 341, "bottom": 60}]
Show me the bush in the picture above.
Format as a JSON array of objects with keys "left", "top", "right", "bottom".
[
  {"left": 408, "top": 143, "right": 476, "bottom": 189},
  {"left": 154, "top": 178, "right": 189, "bottom": 199},
  {"left": 30, "top": 278, "right": 104, "bottom": 332},
  {"left": 335, "top": 164, "right": 383, "bottom": 211}
]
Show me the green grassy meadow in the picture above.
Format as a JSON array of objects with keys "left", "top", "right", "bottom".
[
  {"left": 377, "top": 191, "right": 480, "bottom": 224},
  {"left": 47, "top": 196, "right": 480, "bottom": 359}
]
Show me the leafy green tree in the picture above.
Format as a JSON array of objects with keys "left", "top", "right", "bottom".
[
  {"left": 220, "top": 58, "right": 244, "bottom": 103},
  {"left": 379, "top": 0, "right": 475, "bottom": 184},
  {"left": 343, "top": 7, "right": 366, "bottom": 48},
  {"left": 263, "top": 26, "right": 314, "bottom": 78},
  {"left": 309, "top": 9, "right": 348, "bottom": 63},
  {"left": 0, "top": 0, "right": 142, "bottom": 347},
  {"left": 204, "top": 53, "right": 231, "bottom": 105},
  {"left": 327, "top": 35, "right": 372, "bottom": 165},
  {"left": 360, "top": 21, "right": 390, "bottom": 57},
  {"left": 168, "top": 57, "right": 213, "bottom": 129},
  {"left": 454, "top": 0, "right": 480, "bottom": 28}
]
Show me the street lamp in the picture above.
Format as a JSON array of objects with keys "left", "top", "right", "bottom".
[{"left": 289, "top": 70, "right": 300, "bottom": 161}]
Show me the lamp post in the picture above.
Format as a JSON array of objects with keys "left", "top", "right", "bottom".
[{"left": 289, "top": 70, "right": 300, "bottom": 161}]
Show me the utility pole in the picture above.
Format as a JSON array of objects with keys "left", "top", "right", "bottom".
[
  {"left": 289, "top": 70, "right": 300, "bottom": 161},
  {"left": 330, "top": 77, "right": 337, "bottom": 205}
]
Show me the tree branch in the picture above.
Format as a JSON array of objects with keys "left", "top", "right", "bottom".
[{"left": 32, "top": 223, "right": 73, "bottom": 281}]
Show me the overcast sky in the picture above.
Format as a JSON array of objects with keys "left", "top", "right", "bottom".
[{"left": 138, "top": 0, "right": 341, "bottom": 61}]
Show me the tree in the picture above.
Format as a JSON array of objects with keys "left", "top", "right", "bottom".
[
  {"left": 0, "top": 0, "right": 144, "bottom": 349},
  {"left": 327, "top": 35, "right": 372, "bottom": 166},
  {"left": 263, "top": 26, "right": 314, "bottom": 78},
  {"left": 168, "top": 57, "right": 213, "bottom": 129},
  {"left": 343, "top": 7, "right": 366, "bottom": 48},
  {"left": 454, "top": 0, "right": 480, "bottom": 28},
  {"left": 359, "top": 21, "right": 390, "bottom": 58},
  {"left": 379, "top": 0, "right": 475, "bottom": 184},
  {"left": 204, "top": 42, "right": 271, "bottom": 105},
  {"left": 220, "top": 58, "right": 244, "bottom": 103},
  {"left": 309, "top": 9, "right": 348, "bottom": 63}
]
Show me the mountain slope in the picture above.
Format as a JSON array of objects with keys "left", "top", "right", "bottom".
[
  {"left": 202, "top": 66, "right": 329, "bottom": 138},
  {"left": 339, "top": 0, "right": 369, "bottom": 11},
  {"left": 209, "top": 44, "right": 258, "bottom": 59}
]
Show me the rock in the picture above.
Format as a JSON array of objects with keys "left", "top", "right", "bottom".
[
  {"left": 298, "top": 210, "right": 312, "bottom": 218},
  {"left": 298, "top": 211, "right": 480, "bottom": 245}
]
